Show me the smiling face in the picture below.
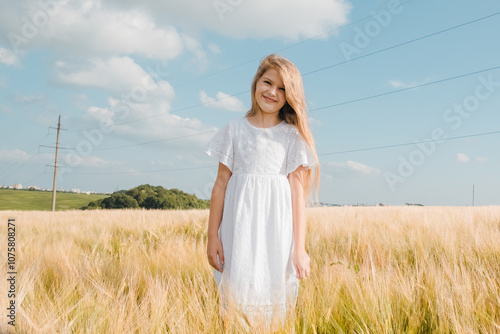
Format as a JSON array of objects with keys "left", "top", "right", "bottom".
[{"left": 254, "top": 68, "right": 286, "bottom": 116}]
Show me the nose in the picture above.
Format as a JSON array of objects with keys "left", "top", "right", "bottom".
[{"left": 268, "top": 85, "right": 277, "bottom": 96}]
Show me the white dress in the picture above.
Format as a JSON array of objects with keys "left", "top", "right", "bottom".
[{"left": 204, "top": 116, "right": 317, "bottom": 327}]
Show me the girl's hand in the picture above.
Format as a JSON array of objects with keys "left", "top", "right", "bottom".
[
  {"left": 207, "top": 235, "right": 225, "bottom": 272},
  {"left": 292, "top": 248, "right": 310, "bottom": 279}
]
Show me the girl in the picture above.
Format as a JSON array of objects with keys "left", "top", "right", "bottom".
[{"left": 204, "top": 54, "right": 320, "bottom": 330}]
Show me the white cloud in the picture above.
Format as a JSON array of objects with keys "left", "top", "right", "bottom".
[
  {"left": 70, "top": 94, "right": 92, "bottom": 110},
  {"left": 0, "top": 149, "right": 30, "bottom": 162},
  {"left": 476, "top": 156, "right": 488, "bottom": 163},
  {"left": 308, "top": 116, "right": 322, "bottom": 127},
  {"left": 150, "top": 160, "right": 174, "bottom": 166},
  {"left": 389, "top": 76, "right": 436, "bottom": 89},
  {"left": 9, "top": 92, "right": 45, "bottom": 104},
  {"left": 0, "top": 1, "right": 199, "bottom": 61},
  {"left": 0, "top": 149, "right": 52, "bottom": 164},
  {"left": 103, "top": 0, "right": 351, "bottom": 41},
  {"left": 322, "top": 172, "right": 334, "bottom": 180},
  {"left": 326, "top": 160, "right": 380, "bottom": 178},
  {"left": 75, "top": 96, "right": 218, "bottom": 153},
  {"left": 200, "top": 91, "right": 246, "bottom": 112},
  {"left": 0, "top": 105, "right": 13, "bottom": 114},
  {"left": 457, "top": 153, "right": 470, "bottom": 163},
  {"left": 61, "top": 154, "right": 122, "bottom": 168},
  {"left": 181, "top": 33, "right": 209, "bottom": 70},
  {"left": 0, "top": 47, "right": 19, "bottom": 66},
  {"left": 207, "top": 42, "right": 221, "bottom": 54},
  {"left": 57, "top": 56, "right": 175, "bottom": 101}
]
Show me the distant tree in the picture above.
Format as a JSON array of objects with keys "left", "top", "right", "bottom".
[
  {"left": 143, "top": 196, "right": 162, "bottom": 209},
  {"left": 100, "top": 193, "right": 139, "bottom": 209},
  {"left": 82, "top": 199, "right": 104, "bottom": 210},
  {"left": 81, "top": 184, "right": 209, "bottom": 210}
]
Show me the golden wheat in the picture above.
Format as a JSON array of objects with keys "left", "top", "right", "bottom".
[{"left": 0, "top": 206, "right": 499, "bottom": 333}]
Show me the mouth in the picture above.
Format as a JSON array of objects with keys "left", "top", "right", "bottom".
[{"left": 263, "top": 96, "right": 276, "bottom": 103}]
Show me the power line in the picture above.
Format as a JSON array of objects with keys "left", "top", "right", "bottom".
[
  {"left": 24, "top": 171, "right": 47, "bottom": 185},
  {"left": 68, "top": 9, "right": 498, "bottom": 133},
  {"left": 51, "top": 115, "right": 62, "bottom": 211},
  {"left": 0, "top": 152, "right": 43, "bottom": 185},
  {"left": 302, "top": 10, "right": 500, "bottom": 77},
  {"left": 92, "top": 130, "right": 217, "bottom": 152},
  {"left": 172, "top": 0, "right": 420, "bottom": 88},
  {"left": 318, "top": 130, "right": 500, "bottom": 156},
  {"left": 61, "top": 129, "right": 500, "bottom": 176},
  {"left": 310, "top": 64, "right": 500, "bottom": 112},
  {"left": 68, "top": 90, "right": 248, "bottom": 133},
  {"left": 67, "top": 64, "right": 500, "bottom": 152},
  {"left": 66, "top": 165, "right": 216, "bottom": 176},
  {"left": 0, "top": 133, "right": 50, "bottom": 183}
]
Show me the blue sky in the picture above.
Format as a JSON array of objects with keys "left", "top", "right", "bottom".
[{"left": 0, "top": 0, "right": 499, "bottom": 206}]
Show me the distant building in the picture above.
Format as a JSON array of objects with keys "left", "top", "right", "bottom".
[
  {"left": 10, "top": 183, "right": 22, "bottom": 190},
  {"left": 405, "top": 203, "right": 424, "bottom": 206},
  {"left": 71, "top": 188, "right": 81, "bottom": 194},
  {"left": 27, "top": 185, "right": 40, "bottom": 190}
]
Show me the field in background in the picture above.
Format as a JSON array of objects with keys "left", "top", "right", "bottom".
[
  {"left": 0, "top": 207, "right": 499, "bottom": 333},
  {"left": 0, "top": 189, "right": 108, "bottom": 211}
]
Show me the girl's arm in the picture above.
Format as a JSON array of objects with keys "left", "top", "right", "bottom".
[
  {"left": 207, "top": 162, "right": 232, "bottom": 272},
  {"left": 288, "top": 165, "right": 311, "bottom": 279}
]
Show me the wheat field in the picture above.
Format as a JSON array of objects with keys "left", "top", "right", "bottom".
[{"left": 0, "top": 206, "right": 499, "bottom": 333}]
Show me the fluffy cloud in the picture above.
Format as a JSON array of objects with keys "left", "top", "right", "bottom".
[
  {"left": 0, "top": 1, "right": 195, "bottom": 61},
  {"left": 104, "top": 0, "right": 352, "bottom": 40},
  {"left": 61, "top": 154, "right": 123, "bottom": 168},
  {"left": 0, "top": 105, "right": 13, "bottom": 114},
  {"left": 0, "top": 149, "right": 52, "bottom": 164},
  {"left": 476, "top": 156, "right": 488, "bottom": 163},
  {"left": 207, "top": 42, "right": 221, "bottom": 54},
  {"left": 200, "top": 91, "right": 246, "bottom": 112},
  {"left": 456, "top": 153, "right": 470, "bottom": 163},
  {"left": 389, "top": 76, "right": 436, "bottom": 89},
  {"left": 56, "top": 56, "right": 174, "bottom": 100},
  {"left": 75, "top": 96, "right": 217, "bottom": 153},
  {"left": 0, "top": 47, "right": 19, "bottom": 66},
  {"left": 9, "top": 92, "right": 46, "bottom": 104},
  {"left": 326, "top": 160, "right": 380, "bottom": 178}
]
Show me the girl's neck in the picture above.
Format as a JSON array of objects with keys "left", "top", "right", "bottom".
[{"left": 247, "top": 111, "right": 281, "bottom": 128}]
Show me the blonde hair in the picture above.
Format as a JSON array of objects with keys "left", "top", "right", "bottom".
[{"left": 246, "top": 54, "right": 320, "bottom": 202}]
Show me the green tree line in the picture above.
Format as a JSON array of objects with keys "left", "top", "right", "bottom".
[{"left": 81, "top": 184, "right": 210, "bottom": 210}]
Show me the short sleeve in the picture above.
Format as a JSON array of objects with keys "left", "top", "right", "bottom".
[
  {"left": 286, "top": 130, "right": 317, "bottom": 175},
  {"left": 204, "top": 122, "right": 234, "bottom": 172}
]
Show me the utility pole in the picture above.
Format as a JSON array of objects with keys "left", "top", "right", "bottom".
[
  {"left": 472, "top": 184, "right": 475, "bottom": 207},
  {"left": 52, "top": 115, "right": 61, "bottom": 211}
]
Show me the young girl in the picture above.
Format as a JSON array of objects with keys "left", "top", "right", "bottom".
[{"left": 204, "top": 54, "right": 320, "bottom": 330}]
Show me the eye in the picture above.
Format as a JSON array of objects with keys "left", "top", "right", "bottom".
[
  {"left": 279, "top": 87, "right": 285, "bottom": 92},
  {"left": 263, "top": 80, "right": 271, "bottom": 85}
]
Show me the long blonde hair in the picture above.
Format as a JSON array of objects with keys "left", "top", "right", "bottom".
[{"left": 246, "top": 54, "right": 320, "bottom": 203}]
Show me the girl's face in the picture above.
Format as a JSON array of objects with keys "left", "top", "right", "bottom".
[{"left": 254, "top": 68, "right": 286, "bottom": 115}]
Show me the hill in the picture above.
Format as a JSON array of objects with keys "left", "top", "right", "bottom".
[{"left": 0, "top": 188, "right": 108, "bottom": 211}]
